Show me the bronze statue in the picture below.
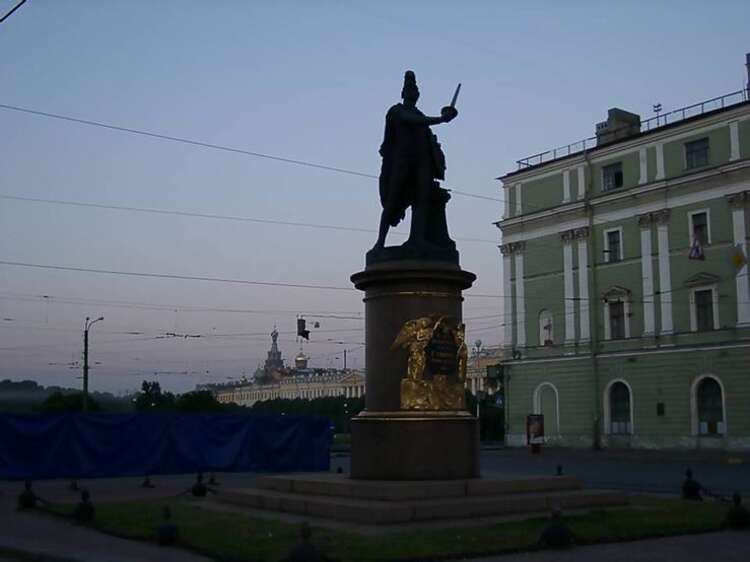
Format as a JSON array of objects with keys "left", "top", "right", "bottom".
[{"left": 370, "top": 71, "right": 459, "bottom": 262}]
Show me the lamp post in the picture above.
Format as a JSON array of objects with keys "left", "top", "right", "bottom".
[{"left": 83, "top": 316, "right": 103, "bottom": 413}]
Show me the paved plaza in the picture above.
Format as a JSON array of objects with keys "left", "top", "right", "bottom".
[
  {"left": 334, "top": 447, "right": 750, "bottom": 496},
  {"left": 0, "top": 448, "right": 748, "bottom": 561}
]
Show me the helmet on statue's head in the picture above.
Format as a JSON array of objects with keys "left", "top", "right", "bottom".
[{"left": 401, "top": 70, "right": 419, "bottom": 102}]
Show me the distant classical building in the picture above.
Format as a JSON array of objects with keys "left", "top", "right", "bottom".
[
  {"left": 464, "top": 345, "right": 502, "bottom": 397},
  {"left": 199, "top": 328, "right": 365, "bottom": 407},
  {"left": 496, "top": 77, "right": 750, "bottom": 450}
]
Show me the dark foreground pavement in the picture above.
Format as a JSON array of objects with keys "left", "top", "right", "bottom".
[{"left": 461, "top": 531, "right": 750, "bottom": 562}]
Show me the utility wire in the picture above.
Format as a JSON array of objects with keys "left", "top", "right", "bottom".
[
  {"left": 0, "top": 261, "right": 723, "bottom": 304},
  {"left": 0, "top": 260, "right": 356, "bottom": 292},
  {"left": 0, "top": 259, "right": 505, "bottom": 299},
  {"left": 0, "top": 103, "right": 503, "bottom": 203},
  {"left": 0, "top": 0, "right": 27, "bottom": 24},
  {"left": 0, "top": 193, "right": 498, "bottom": 244},
  {"left": 0, "top": 291, "right": 364, "bottom": 318}
]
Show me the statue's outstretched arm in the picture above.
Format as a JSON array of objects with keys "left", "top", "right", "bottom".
[{"left": 395, "top": 106, "right": 447, "bottom": 126}]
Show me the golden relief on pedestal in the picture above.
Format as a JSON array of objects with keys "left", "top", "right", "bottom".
[{"left": 391, "top": 314, "right": 467, "bottom": 411}]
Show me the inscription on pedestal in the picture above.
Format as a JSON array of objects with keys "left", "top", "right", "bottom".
[{"left": 391, "top": 314, "right": 467, "bottom": 411}]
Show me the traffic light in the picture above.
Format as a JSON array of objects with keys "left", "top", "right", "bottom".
[{"left": 297, "top": 318, "right": 310, "bottom": 340}]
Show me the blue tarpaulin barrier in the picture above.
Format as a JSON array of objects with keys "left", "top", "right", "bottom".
[{"left": 0, "top": 413, "right": 331, "bottom": 480}]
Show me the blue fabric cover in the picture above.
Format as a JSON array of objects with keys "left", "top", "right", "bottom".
[{"left": 0, "top": 413, "right": 331, "bottom": 479}]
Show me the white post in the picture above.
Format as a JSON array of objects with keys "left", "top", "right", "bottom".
[
  {"left": 562, "top": 231, "right": 576, "bottom": 344},
  {"left": 577, "top": 165, "right": 586, "bottom": 200},
  {"left": 562, "top": 169, "right": 571, "bottom": 203},
  {"left": 639, "top": 214, "right": 656, "bottom": 335},
  {"left": 729, "top": 193, "right": 750, "bottom": 326},
  {"left": 515, "top": 183, "right": 522, "bottom": 216},
  {"left": 501, "top": 245, "right": 514, "bottom": 348},
  {"left": 639, "top": 147, "right": 648, "bottom": 185},
  {"left": 514, "top": 244, "right": 526, "bottom": 347},
  {"left": 655, "top": 210, "right": 673, "bottom": 335},
  {"left": 729, "top": 121, "right": 741, "bottom": 162},
  {"left": 655, "top": 143, "right": 665, "bottom": 181},
  {"left": 576, "top": 228, "right": 590, "bottom": 343}
]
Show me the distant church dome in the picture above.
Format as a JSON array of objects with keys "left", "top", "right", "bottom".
[{"left": 294, "top": 351, "right": 308, "bottom": 370}]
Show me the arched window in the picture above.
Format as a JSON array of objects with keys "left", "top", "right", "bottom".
[
  {"left": 697, "top": 377, "right": 724, "bottom": 435},
  {"left": 533, "top": 383, "right": 560, "bottom": 436},
  {"left": 538, "top": 310, "right": 554, "bottom": 346},
  {"left": 609, "top": 382, "right": 631, "bottom": 434}
]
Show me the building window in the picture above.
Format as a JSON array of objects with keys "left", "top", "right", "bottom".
[
  {"left": 689, "top": 210, "right": 710, "bottom": 246},
  {"left": 694, "top": 288, "right": 715, "bottom": 331},
  {"left": 609, "top": 300, "right": 626, "bottom": 339},
  {"left": 609, "top": 382, "right": 632, "bottom": 435},
  {"left": 696, "top": 377, "right": 724, "bottom": 435},
  {"left": 538, "top": 309, "right": 554, "bottom": 346},
  {"left": 602, "top": 162, "right": 623, "bottom": 191},
  {"left": 604, "top": 228, "right": 623, "bottom": 262},
  {"left": 603, "top": 286, "right": 631, "bottom": 340},
  {"left": 685, "top": 137, "right": 709, "bottom": 169}
]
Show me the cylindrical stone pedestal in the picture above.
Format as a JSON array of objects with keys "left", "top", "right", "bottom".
[{"left": 350, "top": 259, "right": 479, "bottom": 480}]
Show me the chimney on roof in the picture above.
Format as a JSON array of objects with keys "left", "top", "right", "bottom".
[
  {"left": 745, "top": 53, "right": 750, "bottom": 97},
  {"left": 595, "top": 108, "right": 641, "bottom": 147}
]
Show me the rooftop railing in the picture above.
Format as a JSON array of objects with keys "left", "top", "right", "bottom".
[{"left": 515, "top": 89, "right": 749, "bottom": 170}]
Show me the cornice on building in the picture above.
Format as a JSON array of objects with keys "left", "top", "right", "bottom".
[
  {"left": 497, "top": 158, "right": 750, "bottom": 240},
  {"left": 499, "top": 98, "right": 750, "bottom": 184}
]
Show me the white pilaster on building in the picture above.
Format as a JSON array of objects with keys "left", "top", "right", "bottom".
[
  {"left": 503, "top": 185, "right": 511, "bottom": 218},
  {"left": 638, "top": 147, "right": 648, "bottom": 185},
  {"left": 654, "top": 210, "right": 673, "bottom": 335},
  {"left": 575, "top": 227, "right": 590, "bottom": 342},
  {"left": 729, "top": 121, "right": 741, "bottom": 161},
  {"left": 728, "top": 193, "right": 750, "bottom": 327},
  {"left": 561, "top": 230, "right": 576, "bottom": 344},
  {"left": 576, "top": 165, "right": 586, "bottom": 200},
  {"left": 562, "top": 169, "right": 571, "bottom": 203},
  {"left": 514, "top": 183, "right": 522, "bottom": 216},
  {"left": 655, "top": 143, "right": 665, "bottom": 181},
  {"left": 513, "top": 242, "right": 527, "bottom": 348},
  {"left": 638, "top": 214, "right": 656, "bottom": 335},
  {"left": 500, "top": 244, "right": 514, "bottom": 348}
]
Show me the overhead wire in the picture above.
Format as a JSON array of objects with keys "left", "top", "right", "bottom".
[
  {"left": 0, "top": 103, "right": 503, "bottom": 204},
  {"left": 0, "top": 0, "right": 27, "bottom": 24},
  {"left": 0, "top": 291, "right": 364, "bottom": 318},
  {"left": 0, "top": 194, "right": 499, "bottom": 245},
  {"left": 0, "top": 259, "right": 506, "bottom": 300}
]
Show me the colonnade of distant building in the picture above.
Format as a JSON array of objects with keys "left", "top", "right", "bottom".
[{"left": 211, "top": 370, "right": 365, "bottom": 407}]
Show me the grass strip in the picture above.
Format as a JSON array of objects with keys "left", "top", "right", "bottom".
[{"left": 46, "top": 495, "right": 728, "bottom": 562}]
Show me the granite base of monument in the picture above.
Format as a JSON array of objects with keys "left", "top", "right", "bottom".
[
  {"left": 350, "top": 411, "right": 478, "bottom": 480},
  {"left": 350, "top": 259, "right": 478, "bottom": 480}
]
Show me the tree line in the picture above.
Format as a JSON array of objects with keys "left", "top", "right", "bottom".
[{"left": 0, "top": 380, "right": 503, "bottom": 439}]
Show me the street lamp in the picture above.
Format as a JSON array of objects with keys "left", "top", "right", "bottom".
[{"left": 82, "top": 316, "right": 103, "bottom": 413}]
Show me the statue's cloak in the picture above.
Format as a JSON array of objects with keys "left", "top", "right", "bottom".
[{"left": 378, "top": 104, "right": 447, "bottom": 228}]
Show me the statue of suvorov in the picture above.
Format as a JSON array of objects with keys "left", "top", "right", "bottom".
[{"left": 371, "top": 71, "right": 459, "bottom": 260}]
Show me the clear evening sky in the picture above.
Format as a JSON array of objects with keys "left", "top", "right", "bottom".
[{"left": 1, "top": 0, "right": 748, "bottom": 394}]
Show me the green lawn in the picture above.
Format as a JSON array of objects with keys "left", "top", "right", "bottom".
[
  {"left": 332, "top": 433, "right": 351, "bottom": 445},
  {"left": 50, "top": 496, "right": 729, "bottom": 562}
]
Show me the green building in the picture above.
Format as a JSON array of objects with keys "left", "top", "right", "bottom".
[{"left": 496, "top": 81, "right": 750, "bottom": 450}]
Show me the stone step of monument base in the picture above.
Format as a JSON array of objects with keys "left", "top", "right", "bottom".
[
  {"left": 255, "top": 473, "right": 582, "bottom": 500},
  {"left": 215, "top": 474, "right": 627, "bottom": 525}
]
